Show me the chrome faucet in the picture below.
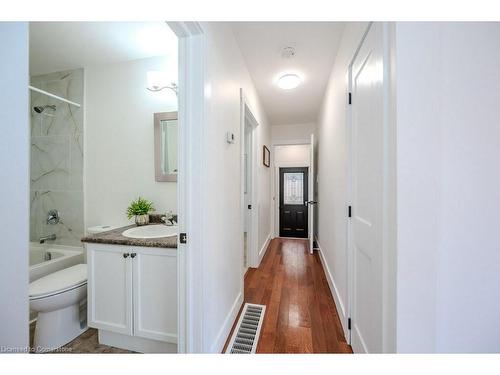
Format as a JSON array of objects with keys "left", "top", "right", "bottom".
[
  {"left": 46, "top": 209, "right": 60, "bottom": 225},
  {"left": 39, "top": 234, "right": 56, "bottom": 244},
  {"left": 161, "top": 211, "right": 175, "bottom": 226}
]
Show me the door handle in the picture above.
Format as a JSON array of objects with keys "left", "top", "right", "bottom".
[
  {"left": 306, "top": 201, "right": 318, "bottom": 205},
  {"left": 130, "top": 253, "right": 137, "bottom": 259},
  {"left": 123, "top": 253, "right": 130, "bottom": 258}
]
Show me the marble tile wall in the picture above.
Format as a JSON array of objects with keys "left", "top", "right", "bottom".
[{"left": 30, "top": 69, "right": 84, "bottom": 247}]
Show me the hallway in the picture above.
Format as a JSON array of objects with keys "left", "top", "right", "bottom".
[{"left": 227, "top": 238, "right": 352, "bottom": 353}]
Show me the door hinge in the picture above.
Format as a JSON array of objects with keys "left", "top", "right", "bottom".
[
  {"left": 348, "top": 206, "right": 352, "bottom": 218},
  {"left": 179, "top": 233, "right": 187, "bottom": 244},
  {"left": 348, "top": 92, "right": 352, "bottom": 105},
  {"left": 348, "top": 318, "right": 351, "bottom": 330}
]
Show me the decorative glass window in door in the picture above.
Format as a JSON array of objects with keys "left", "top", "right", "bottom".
[{"left": 283, "top": 172, "right": 304, "bottom": 205}]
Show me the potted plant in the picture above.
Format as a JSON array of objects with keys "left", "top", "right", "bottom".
[{"left": 126, "top": 197, "right": 154, "bottom": 226}]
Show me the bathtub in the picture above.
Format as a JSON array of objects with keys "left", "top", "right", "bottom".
[{"left": 29, "top": 243, "right": 85, "bottom": 283}]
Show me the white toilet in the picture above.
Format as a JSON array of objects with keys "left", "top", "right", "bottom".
[{"left": 29, "top": 264, "right": 87, "bottom": 352}]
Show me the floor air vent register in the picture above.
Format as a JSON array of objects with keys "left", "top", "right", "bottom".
[{"left": 225, "top": 303, "right": 266, "bottom": 354}]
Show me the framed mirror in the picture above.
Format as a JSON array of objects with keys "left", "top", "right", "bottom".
[{"left": 154, "top": 111, "right": 178, "bottom": 182}]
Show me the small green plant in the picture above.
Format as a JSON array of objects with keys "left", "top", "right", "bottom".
[{"left": 126, "top": 197, "right": 154, "bottom": 219}]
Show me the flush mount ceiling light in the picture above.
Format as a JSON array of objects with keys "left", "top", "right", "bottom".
[
  {"left": 276, "top": 47, "right": 303, "bottom": 90},
  {"left": 277, "top": 73, "right": 302, "bottom": 90}
]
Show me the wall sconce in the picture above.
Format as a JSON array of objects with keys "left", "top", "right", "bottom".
[{"left": 147, "top": 71, "right": 178, "bottom": 96}]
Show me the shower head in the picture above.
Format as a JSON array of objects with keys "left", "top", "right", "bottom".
[{"left": 33, "top": 105, "right": 56, "bottom": 114}]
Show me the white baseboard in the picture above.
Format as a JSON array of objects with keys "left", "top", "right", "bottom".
[
  {"left": 315, "top": 237, "right": 349, "bottom": 341},
  {"left": 209, "top": 291, "right": 243, "bottom": 353},
  {"left": 257, "top": 233, "right": 271, "bottom": 265}
]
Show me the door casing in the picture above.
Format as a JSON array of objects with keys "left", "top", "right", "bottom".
[
  {"left": 271, "top": 140, "right": 312, "bottom": 238},
  {"left": 308, "top": 134, "right": 315, "bottom": 254},
  {"left": 240, "top": 89, "right": 260, "bottom": 270},
  {"left": 167, "top": 21, "right": 205, "bottom": 353}
]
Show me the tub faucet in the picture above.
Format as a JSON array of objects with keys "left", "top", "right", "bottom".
[{"left": 39, "top": 234, "right": 56, "bottom": 244}]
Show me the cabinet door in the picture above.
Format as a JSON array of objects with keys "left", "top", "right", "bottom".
[
  {"left": 87, "top": 244, "right": 133, "bottom": 335},
  {"left": 132, "top": 248, "right": 177, "bottom": 343}
]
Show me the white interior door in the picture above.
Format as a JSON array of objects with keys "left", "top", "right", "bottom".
[
  {"left": 308, "top": 134, "right": 315, "bottom": 253},
  {"left": 349, "top": 23, "right": 384, "bottom": 353}
]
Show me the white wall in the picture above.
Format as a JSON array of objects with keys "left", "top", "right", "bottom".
[
  {"left": 199, "top": 22, "right": 271, "bottom": 352},
  {"left": 274, "top": 144, "right": 310, "bottom": 167},
  {"left": 85, "top": 56, "right": 178, "bottom": 229},
  {"left": 315, "top": 22, "right": 370, "bottom": 337},
  {"left": 395, "top": 22, "right": 500, "bottom": 353},
  {"left": 394, "top": 22, "right": 441, "bottom": 353},
  {"left": 271, "top": 122, "right": 315, "bottom": 143},
  {"left": 0, "top": 22, "right": 30, "bottom": 351}
]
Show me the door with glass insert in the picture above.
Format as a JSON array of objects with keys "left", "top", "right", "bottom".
[{"left": 279, "top": 167, "right": 308, "bottom": 238}]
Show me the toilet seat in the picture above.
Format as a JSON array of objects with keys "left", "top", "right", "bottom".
[{"left": 29, "top": 264, "right": 87, "bottom": 300}]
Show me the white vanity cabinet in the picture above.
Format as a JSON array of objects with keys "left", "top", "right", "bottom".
[
  {"left": 87, "top": 245, "right": 133, "bottom": 335},
  {"left": 86, "top": 243, "right": 177, "bottom": 353}
]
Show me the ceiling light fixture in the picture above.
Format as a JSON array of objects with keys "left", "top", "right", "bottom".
[{"left": 277, "top": 73, "right": 302, "bottom": 90}]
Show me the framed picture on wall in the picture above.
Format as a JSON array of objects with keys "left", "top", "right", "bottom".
[{"left": 263, "top": 145, "right": 270, "bottom": 167}]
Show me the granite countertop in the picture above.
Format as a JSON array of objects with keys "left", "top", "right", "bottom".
[{"left": 81, "top": 224, "right": 178, "bottom": 249}]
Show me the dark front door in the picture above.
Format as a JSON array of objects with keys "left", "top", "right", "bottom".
[{"left": 279, "top": 167, "right": 308, "bottom": 238}]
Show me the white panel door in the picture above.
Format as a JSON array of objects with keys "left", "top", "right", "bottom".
[
  {"left": 87, "top": 244, "right": 133, "bottom": 335},
  {"left": 133, "top": 247, "right": 178, "bottom": 343},
  {"left": 350, "top": 23, "right": 384, "bottom": 353}
]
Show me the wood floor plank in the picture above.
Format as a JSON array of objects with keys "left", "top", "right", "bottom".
[{"left": 224, "top": 237, "right": 352, "bottom": 354}]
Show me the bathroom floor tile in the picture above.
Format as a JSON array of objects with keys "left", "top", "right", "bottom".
[{"left": 29, "top": 323, "right": 135, "bottom": 354}]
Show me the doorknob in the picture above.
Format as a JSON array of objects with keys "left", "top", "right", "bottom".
[
  {"left": 130, "top": 253, "right": 137, "bottom": 259},
  {"left": 123, "top": 253, "right": 130, "bottom": 258}
]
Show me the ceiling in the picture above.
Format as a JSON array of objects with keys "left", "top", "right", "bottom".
[
  {"left": 30, "top": 22, "right": 177, "bottom": 76},
  {"left": 230, "top": 22, "right": 345, "bottom": 125}
]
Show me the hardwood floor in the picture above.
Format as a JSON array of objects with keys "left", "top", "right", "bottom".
[{"left": 226, "top": 238, "right": 352, "bottom": 353}]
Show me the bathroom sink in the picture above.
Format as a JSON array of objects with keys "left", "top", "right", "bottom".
[{"left": 122, "top": 225, "right": 177, "bottom": 239}]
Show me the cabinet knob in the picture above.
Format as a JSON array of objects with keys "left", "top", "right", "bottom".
[
  {"left": 123, "top": 253, "right": 130, "bottom": 258},
  {"left": 130, "top": 253, "right": 137, "bottom": 259}
]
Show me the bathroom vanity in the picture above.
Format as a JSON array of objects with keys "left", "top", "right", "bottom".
[{"left": 82, "top": 225, "right": 177, "bottom": 353}]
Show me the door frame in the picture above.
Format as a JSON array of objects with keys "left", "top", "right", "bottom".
[
  {"left": 240, "top": 89, "right": 260, "bottom": 270},
  {"left": 167, "top": 21, "right": 206, "bottom": 353},
  {"left": 345, "top": 22, "right": 397, "bottom": 353},
  {"left": 271, "top": 140, "right": 311, "bottom": 238},
  {"left": 309, "top": 133, "right": 315, "bottom": 254}
]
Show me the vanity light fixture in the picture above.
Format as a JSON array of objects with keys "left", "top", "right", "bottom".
[
  {"left": 146, "top": 71, "right": 178, "bottom": 96},
  {"left": 277, "top": 73, "right": 303, "bottom": 90}
]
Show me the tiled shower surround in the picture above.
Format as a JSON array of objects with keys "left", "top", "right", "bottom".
[{"left": 30, "top": 69, "right": 84, "bottom": 246}]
